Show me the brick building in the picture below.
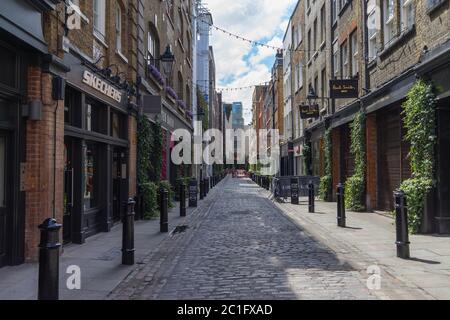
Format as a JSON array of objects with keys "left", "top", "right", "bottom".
[
  {"left": 140, "top": 0, "right": 195, "bottom": 185},
  {"left": 286, "top": 0, "right": 450, "bottom": 234}
]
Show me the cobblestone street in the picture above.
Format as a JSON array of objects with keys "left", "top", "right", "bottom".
[{"left": 109, "top": 177, "right": 380, "bottom": 300}]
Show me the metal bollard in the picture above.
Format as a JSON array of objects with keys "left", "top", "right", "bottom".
[
  {"left": 337, "top": 183, "right": 346, "bottom": 227},
  {"left": 394, "top": 190, "right": 410, "bottom": 259},
  {"left": 38, "top": 218, "right": 62, "bottom": 300},
  {"left": 180, "top": 182, "right": 186, "bottom": 217},
  {"left": 308, "top": 181, "right": 315, "bottom": 213},
  {"left": 199, "top": 178, "right": 204, "bottom": 200},
  {"left": 122, "top": 198, "right": 135, "bottom": 265},
  {"left": 160, "top": 188, "right": 169, "bottom": 233},
  {"left": 291, "top": 178, "right": 299, "bottom": 205}
]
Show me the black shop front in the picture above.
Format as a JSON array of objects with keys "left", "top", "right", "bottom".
[{"left": 63, "top": 53, "right": 130, "bottom": 244}]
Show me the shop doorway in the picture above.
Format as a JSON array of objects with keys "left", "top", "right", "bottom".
[
  {"left": 63, "top": 139, "right": 73, "bottom": 244},
  {"left": 0, "top": 130, "right": 11, "bottom": 267},
  {"left": 112, "top": 148, "right": 127, "bottom": 222}
]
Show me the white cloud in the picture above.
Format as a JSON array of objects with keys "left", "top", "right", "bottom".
[{"left": 204, "top": 0, "right": 297, "bottom": 124}]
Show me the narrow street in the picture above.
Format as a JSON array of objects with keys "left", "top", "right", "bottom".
[{"left": 109, "top": 176, "right": 377, "bottom": 300}]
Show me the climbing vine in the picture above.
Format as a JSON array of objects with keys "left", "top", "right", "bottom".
[
  {"left": 345, "top": 111, "right": 366, "bottom": 211},
  {"left": 400, "top": 80, "right": 437, "bottom": 234},
  {"left": 197, "top": 89, "right": 209, "bottom": 131},
  {"left": 137, "top": 115, "right": 158, "bottom": 218},
  {"left": 319, "top": 130, "right": 332, "bottom": 201},
  {"left": 302, "top": 143, "right": 312, "bottom": 176},
  {"left": 149, "top": 119, "right": 163, "bottom": 182}
]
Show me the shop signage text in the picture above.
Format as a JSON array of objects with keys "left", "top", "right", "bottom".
[
  {"left": 330, "top": 79, "right": 359, "bottom": 99},
  {"left": 300, "top": 103, "right": 319, "bottom": 119},
  {"left": 82, "top": 70, "right": 123, "bottom": 103}
]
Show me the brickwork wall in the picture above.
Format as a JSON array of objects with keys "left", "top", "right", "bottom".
[{"left": 24, "top": 67, "right": 64, "bottom": 262}]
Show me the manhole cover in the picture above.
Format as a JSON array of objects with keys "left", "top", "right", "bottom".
[{"left": 173, "top": 225, "right": 189, "bottom": 234}]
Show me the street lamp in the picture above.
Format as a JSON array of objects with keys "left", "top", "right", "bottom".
[
  {"left": 306, "top": 84, "right": 319, "bottom": 107},
  {"left": 160, "top": 45, "right": 175, "bottom": 79}
]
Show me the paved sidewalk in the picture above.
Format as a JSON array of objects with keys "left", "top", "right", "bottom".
[
  {"left": 267, "top": 186, "right": 450, "bottom": 300},
  {"left": 0, "top": 183, "right": 218, "bottom": 300}
]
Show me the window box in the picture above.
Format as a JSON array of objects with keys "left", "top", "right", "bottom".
[
  {"left": 166, "top": 86, "right": 178, "bottom": 101},
  {"left": 426, "top": 0, "right": 448, "bottom": 14},
  {"left": 177, "top": 100, "right": 187, "bottom": 114},
  {"left": 148, "top": 64, "right": 166, "bottom": 88}
]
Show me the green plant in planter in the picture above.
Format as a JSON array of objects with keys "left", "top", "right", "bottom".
[
  {"left": 345, "top": 112, "right": 366, "bottom": 211},
  {"left": 400, "top": 79, "right": 437, "bottom": 233},
  {"left": 141, "top": 182, "right": 158, "bottom": 219},
  {"left": 319, "top": 130, "right": 332, "bottom": 201}
]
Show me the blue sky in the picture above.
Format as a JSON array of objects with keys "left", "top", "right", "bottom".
[{"left": 205, "top": 0, "right": 297, "bottom": 124}]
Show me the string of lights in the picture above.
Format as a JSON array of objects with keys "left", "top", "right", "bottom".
[
  {"left": 194, "top": 14, "right": 329, "bottom": 53},
  {"left": 190, "top": 79, "right": 271, "bottom": 92}
]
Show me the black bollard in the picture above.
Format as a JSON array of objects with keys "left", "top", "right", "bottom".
[
  {"left": 38, "top": 218, "right": 62, "bottom": 300},
  {"left": 189, "top": 179, "right": 198, "bottom": 207},
  {"left": 199, "top": 178, "right": 204, "bottom": 200},
  {"left": 160, "top": 188, "right": 168, "bottom": 233},
  {"left": 291, "top": 178, "right": 299, "bottom": 205},
  {"left": 122, "top": 198, "right": 135, "bottom": 265},
  {"left": 308, "top": 181, "right": 315, "bottom": 213},
  {"left": 394, "top": 190, "right": 410, "bottom": 259},
  {"left": 337, "top": 183, "right": 346, "bottom": 227},
  {"left": 180, "top": 181, "right": 186, "bottom": 217}
]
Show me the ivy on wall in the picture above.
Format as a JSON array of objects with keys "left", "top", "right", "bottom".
[
  {"left": 149, "top": 119, "right": 163, "bottom": 182},
  {"left": 197, "top": 89, "right": 209, "bottom": 131},
  {"left": 137, "top": 115, "right": 158, "bottom": 218},
  {"left": 345, "top": 111, "right": 366, "bottom": 211},
  {"left": 400, "top": 80, "right": 437, "bottom": 234},
  {"left": 319, "top": 130, "right": 332, "bottom": 201},
  {"left": 302, "top": 143, "right": 312, "bottom": 176}
]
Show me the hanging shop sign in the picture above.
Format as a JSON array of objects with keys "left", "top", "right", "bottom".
[
  {"left": 330, "top": 79, "right": 359, "bottom": 99},
  {"left": 82, "top": 70, "right": 123, "bottom": 103},
  {"left": 300, "top": 103, "right": 320, "bottom": 119}
]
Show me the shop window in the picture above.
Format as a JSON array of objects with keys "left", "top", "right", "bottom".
[
  {"left": 0, "top": 46, "right": 17, "bottom": 89},
  {"left": 84, "top": 143, "right": 98, "bottom": 210},
  {"left": 0, "top": 136, "right": 5, "bottom": 207},
  {"left": 85, "top": 99, "right": 107, "bottom": 134},
  {"left": 0, "top": 99, "right": 14, "bottom": 123},
  {"left": 64, "top": 86, "right": 82, "bottom": 127},
  {"left": 110, "top": 110, "right": 126, "bottom": 139}
]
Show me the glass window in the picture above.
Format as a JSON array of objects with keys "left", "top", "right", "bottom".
[
  {"left": 93, "top": 0, "right": 106, "bottom": 40},
  {"left": 341, "top": 41, "right": 349, "bottom": 79},
  {"left": 350, "top": 31, "right": 358, "bottom": 76},
  {"left": 400, "top": 0, "right": 415, "bottom": 31},
  {"left": 85, "top": 99, "right": 107, "bottom": 134},
  {"left": 110, "top": 111, "right": 126, "bottom": 139},
  {"left": 84, "top": 143, "right": 98, "bottom": 210},
  {"left": 64, "top": 86, "right": 82, "bottom": 127},
  {"left": 0, "top": 136, "right": 5, "bottom": 207},
  {"left": 367, "top": 4, "right": 378, "bottom": 61},
  {"left": 116, "top": 4, "right": 122, "bottom": 52},
  {"left": 384, "top": 0, "right": 395, "bottom": 45},
  {"left": 0, "top": 46, "right": 16, "bottom": 88}
]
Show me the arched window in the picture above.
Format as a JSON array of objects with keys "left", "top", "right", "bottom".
[{"left": 147, "top": 23, "right": 160, "bottom": 68}]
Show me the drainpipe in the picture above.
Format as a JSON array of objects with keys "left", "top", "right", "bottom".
[{"left": 362, "top": 0, "right": 371, "bottom": 96}]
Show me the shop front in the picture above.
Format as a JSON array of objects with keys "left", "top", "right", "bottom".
[
  {"left": 143, "top": 95, "right": 194, "bottom": 186},
  {"left": 0, "top": 0, "right": 61, "bottom": 266},
  {"left": 63, "top": 53, "right": 131, "bottom": 244}
]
